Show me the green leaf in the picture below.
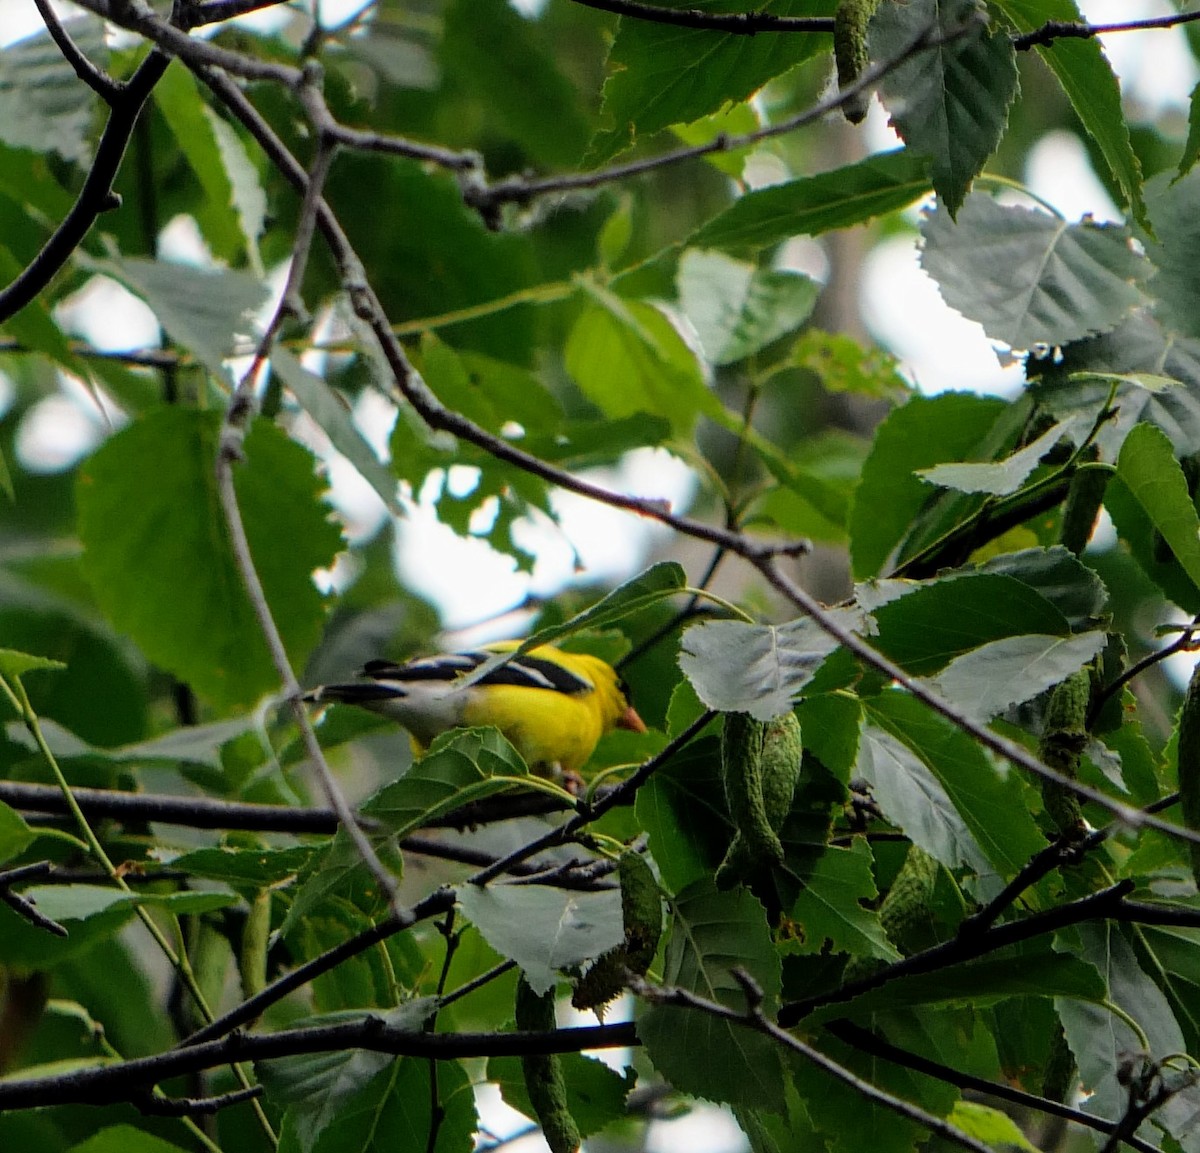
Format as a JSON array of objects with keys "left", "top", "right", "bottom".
[
  {"left": 362, "top": 727, "right": 529, "bottom": 838},
  {"left": 96, "top": 257, "right": 269, "bottom": 380},
  {"left": 635, "top": 738, "right": 729, "bottom": 894},
  {"left": 916, "top": 416, "right": 1088, "bottom": 496},
  {"left": 678, "top": 612, "right": 865, "bottom": 720},
  {"left": 276, "top": 1057, "right": 475, "bottom": 1153},
  {"left": 1035, "top": 343, "right": 1200, "bottom": 460},
  {"left": 945, "top": 1101, "right": 1038, "bottom": 1152},
  {"left": 676, "top": 250, "right": 819, "bottom": 365},
  {"left": 22, "top": 885, "right": 130, "bottom": 922},
  {"left": 588, "top": 0, "right": 831, "bottom": 164},
  {"left": 258, "top": 1001, "right": 437, "bottom": 1153},
  {"left": 850, "top": 392, "right": 1007, "bottom": 578},
  {"left": 0, "top": 19, "right": 107, "bottom": 163},
  {"left": 927, "top": 630, "right": 1108, "bottom": 722},
  {"left": 872, "top": 0, "right": 1018, "bottom": 217},
  {"left": 0, "top": 801, "right": 34, "bottom": 866},
  {"left": 856, "top": 719, "right": 990, "bottom": 883},
  {"left": 271, "top": 346, "right": 400, "bottom": 514},
  {"left": 990, "top": 0, "right": 1146, "bottom": 230},
  {"left": 76, "top": 409, "right": 342, "bottom": 709},
  {"left": 863, "top": 693, "right": 1046, "bottom": 884},
  {"left": 1143, "top": 168, "right": 1200, "bottom": 341},
  {"left": 68, "top": 1125, "right": 190, "bottom": 1153},
  {"left": 456, "top": 881, "right": 623, "bottom": 996},
  {"left": 0, "top": 647, "right": 66, "bottom": 678},
  {"left": 489, "top": 1052, "right": 635, "bottom": 1140},
  {"left": 865, "top": 571, "right": 1071, "bottom": 676},
  {"left": 804, "top": 943, "right": 1106, "bottom": 1027},
  {"left": 171, "top": 845, "right": 316, "bottom": 890},
  {"left": 782, "top": 330, "right": 910, "bottom": 403},
  {"left": 638, "top": 880, "right": 786, "bottom": 1110},
  {"left": 442, "top": 0, "right": 591, "bottom": 168},
  {"left": 565, "top": 290, "right": 716, "bottom": 435},
  {"left": 5, "top": 714, "right": 259, "bottom": 770},
  {"left": 690, "top": 149, "right": 932, "bottom": 251},
  {"left": 1057, "top": 923, "right": 1200, "bottom": 1144},
  {"left": 1106, "top": 421, "right": 1200, "bottom": 612},
  {"left": 151, "top": 66, "right": 245, "bottom": 266},
  {"left": 281, "top": 729, "right": 526, "bottom": 934},
  {"left": 788, "top": 840, "right": 899, "bottom": 960},
  {"left": 1181, "top": 81, "right": 1200, "bottom": 180},
  {"left": 972, "top": 546, "right": 1109, "bottom": 634},
  {"left": 920, "top": 195, "right": 1147, "bottom": 350}
]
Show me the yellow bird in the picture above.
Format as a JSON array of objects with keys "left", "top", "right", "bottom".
[{"left": 305, "top": 641, "right": 646, "bottom": 775}]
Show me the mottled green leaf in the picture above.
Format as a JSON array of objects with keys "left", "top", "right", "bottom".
[
  {"left": 920, "top": 195, "right": 1147, "bottom": 349},
  {"left": 639, "top": 880, "right": 785, "bottom": 1110},
  {"left": 677, "top": 250, "right": 819, "bottom": 365},
  {"left": 77, "top": 409, "right": 341, "bottom": 709},
  {"left": 872, "top": 0, "right": 1017, "bottom": 216},
  {"left": 691, "top": 149, "right": 931, "bottom": 251}
]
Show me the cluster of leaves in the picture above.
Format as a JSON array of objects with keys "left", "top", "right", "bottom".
[{"left": 7, "top": 1, "right": 1200, "bottom": 1153}]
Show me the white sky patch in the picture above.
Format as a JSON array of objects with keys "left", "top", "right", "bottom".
[
  {"left": 394, "top": 448, "right": 695, "bottom": 629},
  {"left": 861, "top": 235, "right": 1025, "bottom": 397},
  {"left": 1025, "top": 131, "right": 1122, "bottom": 222},
  {"left": 55, "top": 275, "right": 161, "bottom": 353}
]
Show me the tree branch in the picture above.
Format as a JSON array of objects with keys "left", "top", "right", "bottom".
[
  {"left": 32, "top": 0, "right": 121, "bottom": 101},
  {"left": 828, "top": 1021, "right": 1162, "bottom": 1153},
  {"left": 0, "top": 47, "right": 168, "bottom": 323},
  {"left": 0, "top": 1014, "right": 637, "bottom": 1111},
  {"left": 567, "top": 0, "right": 832, "bottom": 34}
]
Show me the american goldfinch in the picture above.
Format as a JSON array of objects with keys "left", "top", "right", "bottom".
[{"left": 305, "top": 642, "right": 646, "bottom": 775}]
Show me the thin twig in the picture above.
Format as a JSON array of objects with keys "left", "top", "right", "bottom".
[
  {"left": 1014, "top": 10, "right": 1200, "bottom": 51},
  {"left": 0, "top": 47, "right": 169, "bottom": 322},
  {"left": 829, "top": 1022, "right": 1161, "bottom": 1153},
  {"left": 636, "top": 974, "right": 992, "bottom": 1153},
  {"left": 568, "top": 0, "right": 832, "bottom": 34},
  {"left": 753, "top": 556, "right": 1200, "bottom": 850},
  {"left": 0, "top": 1015, "right": 638, "bottom": 1110}
]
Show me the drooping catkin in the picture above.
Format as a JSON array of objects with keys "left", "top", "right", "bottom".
[
  {"left": 834, "top": 0, "right": 883, "bottom": 123},
  {"left": 843, "top": 844, "right": 938, "bottom": 982},
  {"left": 1039, "top": 668, "right": 1092, "bottom": 838},
  {"left": 716, "top": 711, "right": 803, "bottom": 890},
  {"left": 572, "top": 850, "right": 663, "bottom": 1013},
  {"left": 515, "top": 977, "right": 581, "bottom": 1153}
]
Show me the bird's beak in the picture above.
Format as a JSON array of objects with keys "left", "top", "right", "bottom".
[{"left": 618, "top": 705, "right": 648, "bottom": 733}]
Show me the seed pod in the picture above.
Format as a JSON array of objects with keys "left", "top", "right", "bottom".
[
  {"left": 878, "top": 845, "right": 938, "bottom": 950},
  {"left": 572, "top": 850, "right": 663, "bottom": 1013},
  {"left": 515, "top": 977, "right": 581, "bottom": 1153},
  {"left": 834, "top": 0, "right": 883, "bottom": 123},
  {"left": 844, "top": 844, "right": 938, "bottom": 982},
  {"left": 716, "top": 711, "right": 803, "bottom": 889},
  {"left": 1178, "top": 660, "right": 1200, "bottom": 888},
  {"left": 1039, "top": 668, "right": 1092, "bottom": 838},
  {"left": 239, "top": 889, "right": 271, "bottom": 999},
  {"left": 1059, "top": 453, "right": 1107, "bottom": 556}
]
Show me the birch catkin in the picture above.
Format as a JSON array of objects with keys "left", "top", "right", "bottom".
[{"left": 515, "top": 977, "right": 581, "bottom": 1153}]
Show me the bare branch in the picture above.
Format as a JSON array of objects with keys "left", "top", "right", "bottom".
[
  {"left": 635, "top": 977, "right": 993, "bottom": 1153},
  {"left": 0, "top": 48, "right": 168, "bottom": 323},
  {"left": 32, "top": 0, "right": 121, "bottom": 101},
  {"left": 830, "top": 1022, "right": 1162, "bottom": 1153},
  {"left": 1014, "top": 10, "right": 1200, "bottom": 51},
  {"left": 568, "top": 0, "right": 832, "bottom": 34}
]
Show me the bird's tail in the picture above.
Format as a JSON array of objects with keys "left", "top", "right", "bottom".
[{"left": 303, "top": 682, "right": 407, "bottom": 705}]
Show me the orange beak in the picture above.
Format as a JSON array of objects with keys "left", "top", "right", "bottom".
[{"left": 618, "top": 705, "right": 647, "bottom": 733}]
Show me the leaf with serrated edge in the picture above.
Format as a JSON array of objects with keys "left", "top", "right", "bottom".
[{"left": 920, "top": 195, "right": 1147, "bottom": 350}]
